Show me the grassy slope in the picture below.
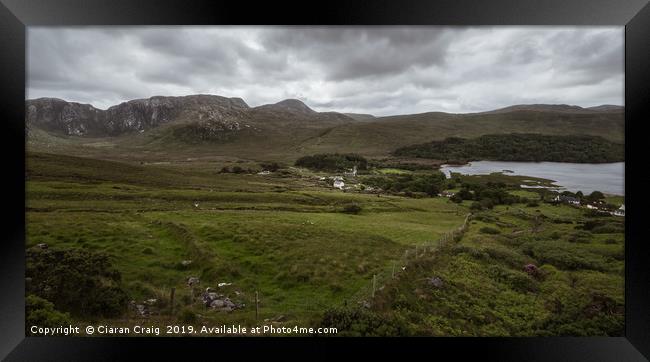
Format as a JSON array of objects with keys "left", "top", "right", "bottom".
[
  {"left": 27, "top": 109, "right": 624, "bottom": 162},
  {"left": 370, "top": 200, "right": 624, "bottom": 336},
  {"left": 26, "top": 152, "right": 466, "bottom": 327},
  {"left": 298, "top": 110, "right": 624, "bottom": 157}
]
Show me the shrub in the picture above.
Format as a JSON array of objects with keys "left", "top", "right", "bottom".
[
  {"left": 526, "top": 200, "right": 540, "bottom": 207},
  {"left": 569, "top": 231, "right": 592, "bottom": 244},
  {"left": 342, "top": 203, "right": 362, "bottom": 214},
  {"left": 259, "top": 162, "right": 280, "bottom": 172},
  {"left": 483, "top": 245, "right": 527, "bottom": 267},
  {"left": 479, "top": 227, "right": 501, "bottom": 235},
  {"left": 319, "top": 307, "right": 411, "bottom": 336},
  {"left": 486, "top": 265, "right": 538, "bottom": 293},
  {"left": 520, "top": 241, "right": 609, "bottom": 271},
  {"left": 591, "top": 224, "right": 624, "bottom": 234},
  {"left": 26, "top": 295, "right": 72, "bottom": 335},
  {"left": 179, "top": 309, "right": 197, "bottom": 323},
  {"left": 450, "top": 194, "right": 463, "bottom": 203},
  {"left": 469, "top": 202, "right": 483, "bottom": 211},
  {"left": 26, "top": 247, "right": 129, "bottom": 317}
]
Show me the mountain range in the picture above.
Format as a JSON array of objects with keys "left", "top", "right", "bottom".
[{"left": 25, "top": 95, "right": 624, "bottom": 160}]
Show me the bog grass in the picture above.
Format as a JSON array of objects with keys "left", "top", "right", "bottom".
[{"left": 26, "top": 152, "right": 465, "bottom": 326}]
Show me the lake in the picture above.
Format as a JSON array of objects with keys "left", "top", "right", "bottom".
[{"left": 440, "top": 161, "right": 624, "bottom": 196}]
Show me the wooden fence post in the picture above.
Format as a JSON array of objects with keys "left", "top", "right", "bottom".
[{"left": 372, "top": 274, "right": 377, "bottom": 298}]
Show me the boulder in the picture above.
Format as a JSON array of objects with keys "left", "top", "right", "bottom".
[
  {"left": 210, "top": 300, "right": 225, "bottom": 308},
  {"left": 135, "top": 304, "right": 149, "bottom": 317},
  {"left": 187, "top": 277, "right": 200, "bottom": 287},
  {"left": 223, "top": 298, "right": 236, "bottom": 308}
]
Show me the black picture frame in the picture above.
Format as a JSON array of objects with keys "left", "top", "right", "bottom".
[{"left": 1, "top": 0, "right": 648, "bottom": 360}]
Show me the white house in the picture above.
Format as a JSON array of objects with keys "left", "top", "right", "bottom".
[
  {"left": 613, "top": 204, "right": 625, "bottom": 217},
  {"left": 333, "top": 179, "right": 345, "bottom": 190},
  {"left": 553, "top": 195, "right": 581, "bottom": 205},
  {"left": 440, "top": 191, "right": 455, "bottom": 198},
  {"left": 344, "top": 165, "right": 358, "bottom": 177}
]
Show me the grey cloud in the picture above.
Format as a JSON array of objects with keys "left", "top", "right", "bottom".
[
  {"left": 27, "top": 26, "right": 623, "bottom": 115},
  {"left": 260, "top": 27, "right": 455, "bottom": 81}
]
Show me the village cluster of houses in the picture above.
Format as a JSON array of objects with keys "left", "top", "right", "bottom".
[
  {"left": 551, "top": 195, "right": 624, "bottom": 216},
  {"left": 435, "top": 191, "right": 624, "bottom": 216},
  {"left": 303, "top": 165, "right": 627, "bottom": 218}
]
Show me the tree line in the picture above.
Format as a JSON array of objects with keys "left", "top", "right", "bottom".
[
  {"left": 295, "top": 153, "right": 368, "bottom": 171},
  {"left": 393, "top": 134, "right": 624, "bottom": 163}
]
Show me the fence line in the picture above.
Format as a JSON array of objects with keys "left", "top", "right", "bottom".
[{"left": 347, "top": 213, "right": 472, "bottom": 306}]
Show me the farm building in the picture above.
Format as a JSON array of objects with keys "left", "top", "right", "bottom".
[
  {"left": 613, "top": 204, "right": 625, "bottom": 217},
  {"left": 552, "top": 195, "right": 580, "bottom": 205}
]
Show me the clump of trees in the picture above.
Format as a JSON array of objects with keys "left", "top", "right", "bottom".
[
  {"left": 259, "top": 162, "right": 281, "bottom": 172},
  {"left": 450, "top": 182, "right": 523, "bottom": 209},
  {"left": 295, "top": 153, "right": 368, "bottom": 171},
  {"left": 393, "top": 133, "right": 624, "bottom": 163},
  {"left": 219, "top": 166, "right": 255, "bottom": 174},
  {"left": 369, "top": 159, "right": 435, "bottom": 171},
  {"left": 26, "top": 247, "right": 129, "bottom": 318},
  {"left": 363, "top": 172, "right": 446, "bottom": 197}
]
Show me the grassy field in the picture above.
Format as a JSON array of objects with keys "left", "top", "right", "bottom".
[
  {"left": 25, "top": 151, "right": 624, "bottom": 336},
  {"left": 26, "top": 152, "right": 466, "bottom": 330},
  {"left": 363, "top": 201, "right": 624, "bottom": 336}
]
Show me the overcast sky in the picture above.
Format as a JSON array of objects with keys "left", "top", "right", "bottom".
[{"left": 27, "top": 26, "right": 623, "bottom": 116}]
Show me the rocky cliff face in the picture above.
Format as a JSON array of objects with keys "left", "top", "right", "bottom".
[
  {"left": 26, "top": 95, "right": 251, "bottom": 136},
  {"left": 26, "top": 98, "right": 106, "bottom": 136}
]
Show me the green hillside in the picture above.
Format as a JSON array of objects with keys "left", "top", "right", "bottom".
[{"left": 27, "top": 108, "right": 624, "bottom": 163}]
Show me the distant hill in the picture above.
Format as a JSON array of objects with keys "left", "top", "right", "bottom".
[
  {"left": 255, "top": 99, "right": 317, "bottom": 115},
  {"left": 586, "top": 105, "right": 625, "bottom": 112},
  {"left": 344, "top": 113, "right": 376, "bottom": 121},
  {"left": 478, "top": 104, "right": 624, "bottom": 114},
  {"left": 295, "top": 108, "right": 624, "bottom": 157},
  {"left": 25, "top": 95, "right": 625, "bottom": 161}
]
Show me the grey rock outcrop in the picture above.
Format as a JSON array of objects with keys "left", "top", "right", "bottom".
[{"left": 26, "top": 94, "right": 250, "bottom": 136}]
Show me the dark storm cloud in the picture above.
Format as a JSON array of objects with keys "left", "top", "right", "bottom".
[
  {"left": 27, "top": 26, "right": 623, "bottom": 115},
  {"left": 259, "top": 27, "right": 455, "bottom": 81}
]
